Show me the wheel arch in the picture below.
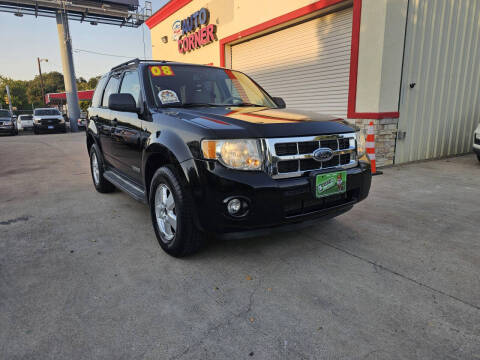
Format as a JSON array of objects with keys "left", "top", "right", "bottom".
[
  {"left": 143, "top": 144, "right": 189, "bottom": 201},
  {"left": 86, "top": 131, "right": 95, "bottom": 153}
]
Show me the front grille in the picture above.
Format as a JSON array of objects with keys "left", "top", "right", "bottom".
[
  {"left": 40, "top": 118, "right": 60, "bottom": 125},
  {"left": 275, "top": 142, "right": 297, "bottom": 156},
  {"left": 265, "top": 133, "right": 357, "bottom": 179}
]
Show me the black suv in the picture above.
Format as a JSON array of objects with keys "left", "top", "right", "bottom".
[
  {"left": 87, "top": 59, "right": 371, "bottom": 257},
  {"left": 0, "top": 109, "right": 18, "bottom": 135}
]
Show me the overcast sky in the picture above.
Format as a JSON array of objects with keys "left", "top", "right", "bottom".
[{"left": 0, "top": 0, "right": 169, "bottom": 81}]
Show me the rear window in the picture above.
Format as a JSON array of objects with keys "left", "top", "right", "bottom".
[
  {"left": 34, "top": 109, "right": 61, "bottom": 116},
  {"left": 21, "top": 115, "right": 33, "bottom": 120}
]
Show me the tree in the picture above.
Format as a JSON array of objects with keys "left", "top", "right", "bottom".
[
  {"left": 26, "top": 72, "right": 65, "bottom": 107},
  {"left": 87, "top": 76, "right": 101, "bottom": 90},
  {"left": 77, "top": 77, "right": 88, "bottom": 91},
  {"left": 0, "top": 76, "right": 30, "bottom": 110},
  {"left": 0, "top": 72, "right": 100, "bottom": 110},
  {"left": 79, "top": 101, "right": 90, "bottom": 112}
]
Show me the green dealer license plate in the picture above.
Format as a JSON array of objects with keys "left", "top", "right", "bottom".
[{"left": 315, "top": 171, "right": 347, "bottom": 198}]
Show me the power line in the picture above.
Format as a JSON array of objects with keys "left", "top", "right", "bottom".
[{"left": 73, "top": 48, "right": 137, "bottom": 59}]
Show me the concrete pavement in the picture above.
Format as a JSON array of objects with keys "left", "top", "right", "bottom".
[{"left": 0, "top": 132, "right": 479, "bottom": 359}]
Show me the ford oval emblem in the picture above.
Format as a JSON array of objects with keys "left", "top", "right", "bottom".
[{"left": 313, "top": 148, "right": 334, "bottom": 162}]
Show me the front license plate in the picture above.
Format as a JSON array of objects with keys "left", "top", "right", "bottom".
[
  {"left": 315, "top": 171, "right": 347, "bottom": 198},
  {"left": 48, "top": 125, "right": 54, "bottom": 129}
]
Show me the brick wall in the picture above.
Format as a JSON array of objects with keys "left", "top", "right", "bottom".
[{"left": 347, "top": 118, "right": 399, "bottom": 167}]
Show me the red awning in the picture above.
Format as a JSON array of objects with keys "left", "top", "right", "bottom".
[{"left": 45, "top": 90, "right": 94, "bottom": 104}]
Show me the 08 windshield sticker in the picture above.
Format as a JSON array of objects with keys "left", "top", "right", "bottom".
[
  {"left": 158, "top": 90, "right": 180, "bottom": 104},
  {"left": 150, "top": 66, "right": 175, "bottom": 77}
]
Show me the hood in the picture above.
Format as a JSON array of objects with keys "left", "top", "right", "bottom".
[
  {"left": 34, "top": 115, "right": 63, "bottom": 120},
  {"left": 161, "top": 106, "right": 355, "bottom": 138},
  {"left": 0, "top": 117, "right": 12, "bottom": 121}
]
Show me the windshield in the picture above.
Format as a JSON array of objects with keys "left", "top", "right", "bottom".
[
  {"left": 34, "top": 109, "right": 60, "bottom": 116},
  {"left": 146, "top": 65, "right": 277, "bottom": 108},
  {"left": 0, "top": 110, "right": 11, "bottom": 118}
]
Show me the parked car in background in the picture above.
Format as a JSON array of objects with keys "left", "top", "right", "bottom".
[
  {"left": 33, "top": 108, "right": 66, "bottom": 134},
  {"left": 77, "top": 111, "right": 87, "bottom": 130},
  {"left": 474, "top": 124, "right": 480, "bottom": 161},
  {"left": 0, "top": 109, "right": 18, "bottom": 135},
  {"left": 18, "top": 114, "right": 34, "bottom": 131}
]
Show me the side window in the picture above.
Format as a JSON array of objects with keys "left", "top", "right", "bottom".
[
  {"left": 120, "top": 71, "right": 141, "bottom": 107},
  {"left": 101, "top": 74, "right": 121, "bottom": 108},
  {"left": 91, "top": 76, "right": 108, "bottom": 107}
]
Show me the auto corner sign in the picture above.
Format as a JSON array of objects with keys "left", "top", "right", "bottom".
[{"left": 177, "top": 8, "right": 217, "bottom": 54}]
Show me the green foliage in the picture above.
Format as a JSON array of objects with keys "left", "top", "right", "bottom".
[
  {"left": 0, "top": 72, "right": 100, "bottom": 110},
  {"left": 0, "top": 76, "right": 30, "bottom": 110},
  {"left": 79, "top": 101, "right": 90, "bottom": 112},
  {"left": 26, "top": 72, "right": 65, "bottom": 108}
]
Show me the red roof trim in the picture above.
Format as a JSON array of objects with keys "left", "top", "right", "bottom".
[
  {"left": 220, "top": 0, "right": 400, "bottom": 120},
  {"left": 350, "top": 112, "right": 400, "bottom": 119},
  {"left": 45, "top": 90, "right": 94, "bottom": 104},
  {"left": 145, "top": 0, "right": 192, "bottom": 29}
]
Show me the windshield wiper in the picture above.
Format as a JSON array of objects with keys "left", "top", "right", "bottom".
[{"left": 229, "top": 103, "right": 266, "bottom": 107}]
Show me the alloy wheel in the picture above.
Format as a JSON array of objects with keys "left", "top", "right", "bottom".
[{"left": 155, "top": 184, "right": 177, "bottom": 242}]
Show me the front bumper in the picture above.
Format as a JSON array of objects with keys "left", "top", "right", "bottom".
[
  {"left": 189, "top": 160, "right": 372, "bottom": 234},
  {"left": 34, "top": 123, "right": 66, "bottom": 132},
  {"left": 0, "top": 125, "right": 15, "bottom": 133}
]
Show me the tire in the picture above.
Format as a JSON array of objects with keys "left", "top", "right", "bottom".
[
  {"left": 477, "top": 154, "right": 480, "bottom": 162},
  {"left": 149, "top": 166, "right": 204, "bottom": 257},
  {"left": 89, "top": 144, "right": 115, "bottom": 193},
  {"left": 34, "top": 127, "right": 39, "bottom": 135}
]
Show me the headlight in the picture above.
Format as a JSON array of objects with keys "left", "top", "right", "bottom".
[
  {"left": 356, "top": 130, "right": 366, "bottom": 157},
  {"left": 33, "top": 117, "right": 41, "bottom": 124},
  {"left": 201, "top": 139, "right": 263, "bottom": 170}
]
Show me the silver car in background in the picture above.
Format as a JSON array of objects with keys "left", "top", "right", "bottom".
[{"left": 474, "top": 124, "right": 480, "bottom": 162}]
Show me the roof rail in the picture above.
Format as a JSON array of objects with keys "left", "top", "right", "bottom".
[{"left": 111, "top": 58, "right": 169, "bottom": 71}]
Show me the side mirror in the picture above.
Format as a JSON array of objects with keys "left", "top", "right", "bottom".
[
  {"left": 109, "top": 93, "right": 138, "bottom": 113},
  {"left": 273, "top": 97, "right": 286, "bottom": 109}
]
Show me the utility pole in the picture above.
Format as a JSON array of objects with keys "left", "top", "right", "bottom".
[
  {"left": 5, "top": 86, "right": 13, "bottom": 113},
  {"left": 56, "top": 8, "right": 79, "bottom": 132},
  {"left": 37, "top": 57, "right": 47, "bottom": 105}
]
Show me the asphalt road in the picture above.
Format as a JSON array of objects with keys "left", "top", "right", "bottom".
[{"left": 1, "top": 132, "right": 479, "bottom": 359}]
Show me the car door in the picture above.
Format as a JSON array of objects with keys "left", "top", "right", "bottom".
[
  {"left": 97, "top": 73, "right": 122, "bottom": 168},
  {"left": 109, "top": 70, "right": 144, "bottom": 182}
]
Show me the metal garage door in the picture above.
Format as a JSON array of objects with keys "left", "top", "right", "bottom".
[
  {"left": 231, "top": 7, "right": 352, "bottom": 118},
  {"left": 395, "top": 0, "right": 480, "bottom": 163}
]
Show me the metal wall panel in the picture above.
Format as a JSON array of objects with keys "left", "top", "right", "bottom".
[
  {"left": 396, "top": 0, "right": 480, "bottom": 163},
  {"left": 231, "top": 7, "right": 353, "bottom": 118}
]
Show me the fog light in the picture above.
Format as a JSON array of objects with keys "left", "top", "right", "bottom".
[{"left": 227, "top": 198, "right": 242, "bottom": 215}]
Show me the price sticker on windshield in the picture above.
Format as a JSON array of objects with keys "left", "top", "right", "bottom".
[{"left": 150, "top": 66, "right": 175, "bottom": 77}]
